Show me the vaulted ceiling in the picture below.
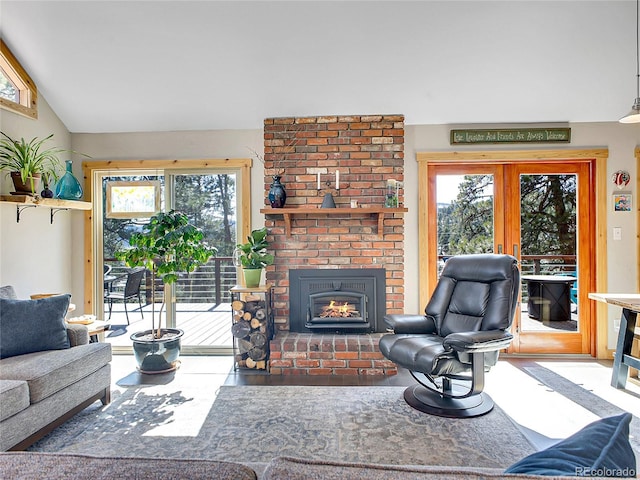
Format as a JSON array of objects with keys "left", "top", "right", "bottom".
[{"left": 0, "top": 1, "right": 635, "bottom": 133}]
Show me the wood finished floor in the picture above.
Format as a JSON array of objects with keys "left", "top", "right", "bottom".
[{"left": 101, "top": 302, "right": 232, "bottom": 349}]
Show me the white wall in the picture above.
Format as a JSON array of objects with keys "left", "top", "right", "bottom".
[{"left": 0, "top": 98, "right": 76, "bottom": 301}]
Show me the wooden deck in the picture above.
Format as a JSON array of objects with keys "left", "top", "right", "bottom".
[{"left": 100, "top": 302, "right": 233, "bottom": 350}]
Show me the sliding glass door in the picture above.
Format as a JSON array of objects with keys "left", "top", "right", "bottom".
[
  {"left": 89, "top": 159, "right": 251, "bottom": 355},
  {"left": 167, "top": 171, "right": 238, "bottom": 353}
]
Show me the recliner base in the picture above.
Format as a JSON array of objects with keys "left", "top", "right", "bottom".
[{"left": 404, "top": 384, "right": 495, "bottom": 418}]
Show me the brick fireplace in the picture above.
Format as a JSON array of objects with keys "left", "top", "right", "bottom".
[{"left": 262, "top": 114, "right": 405, "bottom": 376}]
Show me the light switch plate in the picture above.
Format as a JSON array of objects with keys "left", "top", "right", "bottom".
[{"left": 613, "top": 227, "right": 622, "bottom": 241}]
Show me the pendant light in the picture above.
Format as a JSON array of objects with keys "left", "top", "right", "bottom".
[{"left": 620, "top": 0, "right": 640, "bottom": 123}]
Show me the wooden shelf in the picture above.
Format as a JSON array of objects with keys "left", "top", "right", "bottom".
[
  {"left": 230, "top": 283, "right": 274, "bottom": 294},
  {"left": 0, "top": 195, "right": 92, "bottom": 223},
  {"left": 259, "top": 206, "right": 408, "bottom": 237}
]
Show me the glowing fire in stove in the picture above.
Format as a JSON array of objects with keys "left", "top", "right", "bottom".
[{"left": 319, "top": 300, "right": 359, "bottom": 318}]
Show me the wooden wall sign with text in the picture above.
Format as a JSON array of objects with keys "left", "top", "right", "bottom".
[{"left": 450, "top": 128, "right": 571, "bottom": 145}]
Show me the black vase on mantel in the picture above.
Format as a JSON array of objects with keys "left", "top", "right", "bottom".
[{"left": 268, "top": 175, "right": 287, "bottom": 208}]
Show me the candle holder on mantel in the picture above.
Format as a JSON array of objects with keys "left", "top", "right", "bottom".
[
  {"left": 321, "top": 191, "right": 337, "bottom": 208},
  {"left": 317, "top": 179, "right": 348, "bottom": 208}
]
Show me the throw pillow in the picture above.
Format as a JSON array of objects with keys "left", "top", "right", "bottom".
[
  {"left": 505, "top": 413, "right": 636, "bottom": 477},
  {"left": 0, "top": 294, "right": 71, "bottom": 359}
]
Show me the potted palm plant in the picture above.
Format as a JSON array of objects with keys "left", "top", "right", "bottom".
[
  {"left": 234, "top": 227, "right": 274, "bottom": 288},
  {"left": 0, "top": 132, "right": 65, "bottom": 195},
  {"left": 116, "top": 210, "right": 217, "bottom": 374}
]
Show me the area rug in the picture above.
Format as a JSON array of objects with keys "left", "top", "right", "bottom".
[
  {"left": 522, "top": 365, "right": 640, "bottom": 454},
  {"left": 28, "top": 385, "right": 535, "bottom": 468}
]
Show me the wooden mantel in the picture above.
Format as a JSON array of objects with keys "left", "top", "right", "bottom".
[{"left": 259, "top": 206, "right": 408, "bottom": 237}]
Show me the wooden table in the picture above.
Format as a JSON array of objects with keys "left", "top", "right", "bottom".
[
  {"left": 588, "top": 293, "right": 640, "bottom": 389},
  {"left": 67, "top": 318, "right": 110, "bottom": 343},
  {"left": 86, "top": 320, "right": 110, "bottom": 342}
]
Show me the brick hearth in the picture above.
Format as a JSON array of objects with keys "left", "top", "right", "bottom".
[
  {"left": 262, "top": 114, "right": 405, "bottom": 376},
  {"left": 269, "top": 333, "right": 398, "bottom": 376}
]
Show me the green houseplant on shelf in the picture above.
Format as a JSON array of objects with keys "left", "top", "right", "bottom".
[
  {"left": 0, "top": 132, "right": 65, "bottom": 195},
  {"left": 116, "top": 210, "right": 217, "bottom": 374},
  {"left": 234, "top": 227, "right": 274, "bottom": 288}
]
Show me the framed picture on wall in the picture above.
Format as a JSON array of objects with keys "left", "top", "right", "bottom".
[
  {"left": 613, "top": 192, "right": 632, "bottom": 212},
  {"left": 106, "top": 180, "right": 161, "bottom": 218}
]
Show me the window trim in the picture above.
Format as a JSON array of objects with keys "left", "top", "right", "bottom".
[{"left": 0, "top": 39, "right": 38, "bottom": 119}]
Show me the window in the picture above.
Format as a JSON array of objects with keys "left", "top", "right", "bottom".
[
  {"left": 0, "top": 71, "right": 19, "bottom": 103},
  {"left": 0, "top": 40, "right": 37, "bottom": 119}
]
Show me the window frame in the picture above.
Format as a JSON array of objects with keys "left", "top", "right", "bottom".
[
  {"left": 82, "top": 158, "right": 253, "bottom": 319},
  {"left": 0, "top": 39, "right": 38, "bottom": 119}
]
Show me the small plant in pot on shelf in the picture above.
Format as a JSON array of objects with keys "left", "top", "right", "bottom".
[
  {"left": 116, "top": 210, "right": 217, "bottom": 374},
  {"left": 0, "top": 132, "right": 65, "bottom": 195},
  {"left": 234, "top": 227, "right": 274, "bottom": 288}
]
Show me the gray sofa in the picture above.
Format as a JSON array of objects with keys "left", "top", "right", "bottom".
[
  {"left": 0, "top": 454, "right": 636, "bottom": 480},
  {"left": 0, "top": 286, "right": 112, "bottom": 451}
]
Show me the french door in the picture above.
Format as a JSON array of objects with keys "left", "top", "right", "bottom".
[{"left": 426, "top": 160, "right": 596, "bottom": 354}]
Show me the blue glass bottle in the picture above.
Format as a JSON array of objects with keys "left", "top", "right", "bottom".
[{"left": 55, "top": 160, "right": 83, "bottom": 200}]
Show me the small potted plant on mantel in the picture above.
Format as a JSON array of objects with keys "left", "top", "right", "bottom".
[
  {"left": 234, "top": 227, "right": 274, "bottom": 288},
  {"left": 0, "top": 132, "right": 65, "bottom": 195},
  {"left": 116, "top": 210, "right": 217, "bottom": 374}
]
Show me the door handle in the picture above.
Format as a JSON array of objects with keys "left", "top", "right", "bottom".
[{"left": 513, "top": 245, "right": 519, "bottom": 257}]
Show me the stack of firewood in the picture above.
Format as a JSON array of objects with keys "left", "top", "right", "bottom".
[{"left": 231, "top": 294, "right": 268, "bottom": 370}]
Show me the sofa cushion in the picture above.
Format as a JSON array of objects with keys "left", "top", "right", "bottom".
[
  {"left": 504, "top": 413, "right": 636, "bottom": 477},
  {"left": 0, "top": 380, "right": 29, "bottom": 421},
  {"left": 0, "top": 343, "right": 111, "bottom": 403},
  {"left": 263, "top": 457, "right": 617, "bottom": 479},
  {"left": 0, "top": 453, "right": 258, "bottom": 480},
  {"left": 0, "top": 294, "right": 71, "bottom": 359}
]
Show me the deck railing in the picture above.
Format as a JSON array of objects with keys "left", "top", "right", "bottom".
[
  {"left": 438, "top": 254, "right": 576, "bottom": 275},
  {"left": 438, "top": 254, "right": 577, "bottom": 303},
  {"left": 520, "top": 254, "right": 576, "bottom": 276},
  {"left": 104, "top": 256, "right": 237, "bottom": 306},
  {"left": 106, "top": 253, "right": 578, "bottom": 307}
]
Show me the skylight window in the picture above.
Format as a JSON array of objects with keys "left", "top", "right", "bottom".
[{"left": 0, "top": 40, "right": 37, "bottom": 119}]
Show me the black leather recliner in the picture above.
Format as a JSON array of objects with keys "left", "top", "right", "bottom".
[{"left": 379, "top": 254, "right": 520, "bottom": 418}]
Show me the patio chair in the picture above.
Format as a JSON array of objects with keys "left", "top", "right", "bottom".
[
  {"left": 103, "top": 264, "right": 114, "bottom": 294},
  {"left": 379, "top": 254, "right": 520, "bottom": 418},
  {"left": 105, "top": 267, "right": 146, "bottom": 324}
]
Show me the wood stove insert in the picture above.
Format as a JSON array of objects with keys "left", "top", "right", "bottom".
[{"left": 289, "top": 268, "right": 386, "bottom": 333}]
